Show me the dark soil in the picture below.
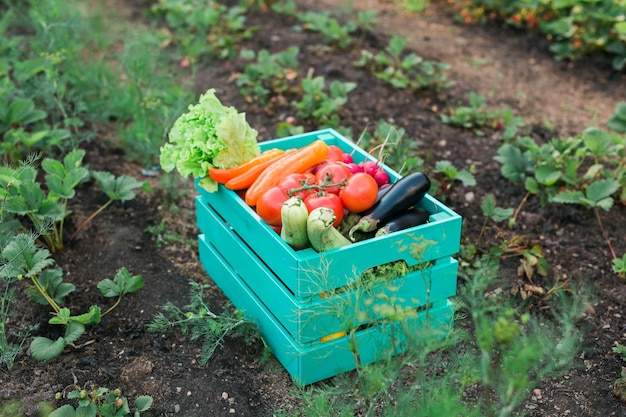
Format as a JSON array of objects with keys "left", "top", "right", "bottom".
[{"left": 2, "top": 1, "right": 626, "bottom": 416}]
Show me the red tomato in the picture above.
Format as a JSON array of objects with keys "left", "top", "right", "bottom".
[
  {"left": 304, "top": 193, "right": 344, "bottom": 227},
  {"left": 326, "top": 145, "right": 345, "bottom": 162},
  {"left": 256, "top": 186, "right": 289, "bottom": 227},
  {"left": 279, "top": 173, "right": 316, "bottom": 199},
  {"left": 339, "top": 172, "right": 379, "bottom": 213},
  {"left": 315, "top": 163, "right": 351, "bottom": 194}
]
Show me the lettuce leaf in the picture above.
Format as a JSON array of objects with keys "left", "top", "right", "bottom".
[{"left": 160, "top": 88, "right": 259, "bottom": 192}]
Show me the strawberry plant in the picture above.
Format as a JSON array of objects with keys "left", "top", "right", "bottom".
[
  {"left": 612, "top": 253, "right": 626, "bottom": 279},
  {"left": 355, "top": 35, "right": 452, "bottom": 91},
  {"left": 51, "top": 384, "right": 152, "bottom": 417},
  {"left": 293, "top": 75, "right": 356, "bottom": 129},
  {"left": 0, "top": 231, "right": 37, "bottom": 371},
  {"left": 458, "top": 0, "right": 626, "bottom": 69},
  {"left": 494, "top": 125, "right": 626, "bottom": 263},
  {"left": 608, "top": 102, "right": 626, "bottom": 133},
  {"left": 0, "top": 37, "right": 74, "bottom": 164},
  {"left": 236, "top": 46, "right": 300, "bottom": 108},
  {"left": 27, "top": 263, "right": 145, "bottom": 361},
  {"left": 150, "top": 0, "right": 257, "bottom": 63},
  {"left": 294, "top": 8, "right": 377, "bottom": 49},
  {"left": 0, "top": 151, "right": 147, "bottom": 252},
  {"left": 432, "top": 160, "right": 476, "bottom": 199},
  {"left": 442, "top": 92, "right": 526, "bottom": 140},
  {"left": 356, "top": 120, "right": 475, "bottom": 197},
  {"left": 0, "top": 230, "right": 145, "bottom": 361},
  {"left": 356, "top": 120, "right": 423, "bottom": 174}
]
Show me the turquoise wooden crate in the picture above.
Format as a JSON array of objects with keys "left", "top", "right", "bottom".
[
  {"left": 198, "top": 233, "right": 454, "bottom": 386},
  {"left": 197, "top": 195, "right": 458, "bottom": 344},
  {"left": 195, "top": 128, "right": 462, "bottom": 299}
]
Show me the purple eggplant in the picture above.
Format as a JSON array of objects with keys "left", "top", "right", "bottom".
[
  {"left": 348, "top": 172, "right": 431, "bottom": 240},
  {"left": 374, "top": 207, "right": 430, "bottom": 237}
]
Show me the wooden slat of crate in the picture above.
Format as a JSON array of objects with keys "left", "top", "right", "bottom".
[{"left": 198, "top": 233, "right": 454, "bottom": 386}]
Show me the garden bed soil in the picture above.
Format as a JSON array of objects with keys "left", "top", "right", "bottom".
[{"left": 2, "top": 1, "right": 626, "bottom": 416}]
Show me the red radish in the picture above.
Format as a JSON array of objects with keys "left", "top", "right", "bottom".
[
  {"left": 342, "top": 152, "right": 353, "bottom": 164},
  {"left": 372, "top": 168, "right": 390, "bottom": 186},
  {"left": 362, "top": 161, "right": 379, "bottom": 176},
  {"left": 347, "top": 162, "right": 364, "bottom": 174}
]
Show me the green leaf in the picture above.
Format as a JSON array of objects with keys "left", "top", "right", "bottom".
[
  {"left": 27, "top": 267, "right": 75, "bottom": 306},
  {"left": 455, "top": 170, "right": 476, "bottom": 186},
  {"left": 41, "top": 158, "right": 65, "bottom": 178},
  {"left": 23, "top": 130, "right": 49, "bottom": 147},
  {"left": 135, "top": 396, "right": 153, "bottom": 412},
  {"left": 49, "top": 307, "right": 72, "bottom": 325},
  {"left": 494, "top": 143, "right": 533, "bottom": 183},
  {"left": 551, "top": 190, "right": 586, "bottom": 205},
  {"left": 30, "top": 336, "right": 67, "bottom": 361},
  {"left": 582, "top": 163, "right": 604, "bottom": 180},
  {"left": 118, "top": 267, "right": 144, "bottom": 295},
  {"left": 586, "top": 179, "right": 619, "bottom": 203},
  {"left": 387, "top": 36, "right": 406, "bottom": 58},
  {"left": 43, "top": 152, "right": 90, "bottom": 199},
  {"left": 8, "top": 98, "right": 35, "bottom": 124},
  {"left": 582, "top": 127, "right": 613, "bottom": 157},
  {"left": 535, "top": 165, "right": 561, "bottom": 186},
  {"left": 91, "top": 171, "right": 145, "bottom": 202},
  {"left": 434, "top": 160, "right": 458, "bottom": 178},
  {"left": 75, "top": 403, "right": 97, "bottom": 417},
  {"left": 97, "top": 279, "right": 120, "bottom": 298},
  {"left": 613, "top": 254, "right": 626, "bottom": 274},
  {"left": 607, "top": 102, "right": 626, "bottom": 133},
  {"left": 525, "top": 177, "right": 539, "bottom": 194},
  {"left": 19, "top": 182, "right": 46, "bottom": 211},
  {"left": 595, "top": 197, "right": 614, "bottom": 211},
  {"left": 71, "top": 305, "right": 102, "bottom": 325},
  {"left": 48, "top": 404, "right": 77, "bottom": 417},
  {"left": 63, "top": 321, "right": 86, "bottom": 344},
  {"left": 0, "top": 233, "right": 54, "bottom": 278},
  {"left": 480, "top": 194, "right": 513, "bottom": 222},
  {"left": 98, "top": 267, "right": 144, "bottom": 297},
  {"left": 63, "top": 149, "right": 87, "bottom": 170}
]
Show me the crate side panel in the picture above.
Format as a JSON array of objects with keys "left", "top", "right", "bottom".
[
  {"left": 197, "top": 196, "right": 458, "bottom": 343},
  {"left": 197, "top": 185, "right": 461, "bottom": 298},
  {"left": 198, "top": 234, "right": 454, "bottom": 386}
]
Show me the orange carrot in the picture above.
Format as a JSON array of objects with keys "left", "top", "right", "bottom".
[
  {"left": 209, "top": 148, "right": 285, "bottom": 184},
  {"left": 224, "top": 149, "right": 297, "bottom": 190},
  {"left": 244, "top": 140, "right": 329, "bottom": 206}
]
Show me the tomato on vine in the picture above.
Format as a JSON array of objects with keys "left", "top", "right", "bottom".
[
  {"left": 339, "top": 172, "right": 379, "bottom": 213},
  {"left": 315, "top": 163, "right": 351, "bottom": 194},
  {"left": 279, "top": 173, "right": 317, "bottom": 199},
  {"left": 304, "top": 193, "right": 344, "bottom": 227}
]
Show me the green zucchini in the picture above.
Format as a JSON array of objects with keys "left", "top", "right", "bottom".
[
  {"left": 307, "top": 207, "right": 352, "bottom": 252},
  {"left": 280, "top": 196, "right": 310, "bottom": 250}
]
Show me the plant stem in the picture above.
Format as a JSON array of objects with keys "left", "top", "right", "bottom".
[
  {"left": 512, "top": 191, "right": 531, "bottom": 225},
  {"left": 477, "top": 217, "right": 489, "bottom": 243},
  {"left": 56, "top": 198, "right": 68, "bottom": 248},
  {"left": 101, "top": 295, "right": 122, "bottom": 317},
  {"left": 29, "top": 275, "right": 61, "bottom": 314},
  {"left": 594, "top": 207, "right": 617, "bottom": 260},
  {"left": 68, "top": 199, "right": 113, "bottom": 243}
]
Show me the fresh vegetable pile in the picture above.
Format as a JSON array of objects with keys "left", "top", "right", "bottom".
[{"left": 209, "top": 139, "right": 432, "bottom": 252}]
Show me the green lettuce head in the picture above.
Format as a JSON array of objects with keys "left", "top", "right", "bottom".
[{"left": 160, "top": 88, "right": 259, "bottom": 192}]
